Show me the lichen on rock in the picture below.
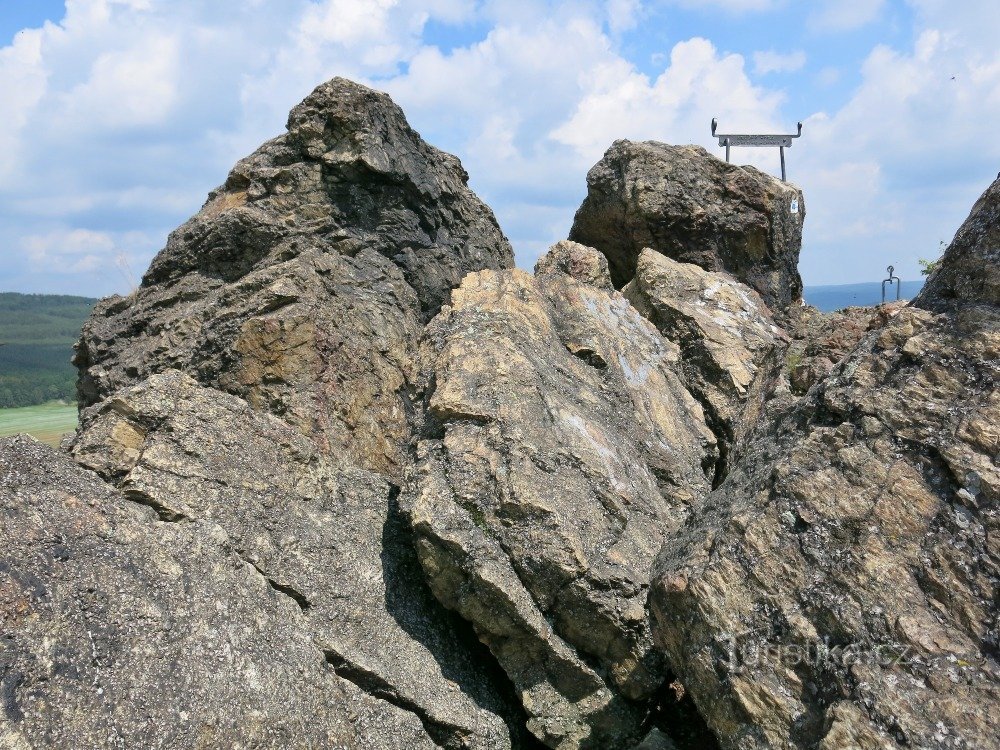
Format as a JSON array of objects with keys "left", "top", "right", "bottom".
[{"left": 404, "top": 242, "right": 716, "bottom": 749}]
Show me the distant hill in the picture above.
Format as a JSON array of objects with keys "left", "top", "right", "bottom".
[{"left": 0, "top": 293, "right": 98, "bottom": 408}]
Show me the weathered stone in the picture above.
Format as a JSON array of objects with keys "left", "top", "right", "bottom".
[
  {"left": 405, "top": 244, "right": 717, "bottom": 749},
  {"left": 20, "top": 75, "right": 1000, "bottom": 750},
  {"left": 569, "top": 141, "right": 804, "bottom": 317},
  {"left": 784, "top": 302, "right": 907, "bottom": 395},
  {"left": 70, "top": 371, "right": 524, "bottom": 750},
  {"left": 631, "top": 728, "right": 678, "bottom": 749},
  {"left": 144, "top": 76, "right": 513, "bottom": 318},
  {"left": 534, "top": 240, "right": 615, "bottom": 292},
  {"left": 650, "top": 303, "right": 1000, "bottom": 746},
  {"left": 74, "top": 78, "right": 513, "bottom": 480},
  {"left": 0, "top": 435, "right": 438, "bottom": 750},
  {"left": 916, "top": 175, "right": 1000, "bottom": 309},
  {"left": 624, "top": 248, "right": 788, "bottom": 458}
]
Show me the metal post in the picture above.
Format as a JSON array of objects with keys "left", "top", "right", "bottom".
[
  {"left": 881, "top": 266, "right": 901, "bottom": 304},
  {"left": 712, "top": 119, "right": 802, "bottom": 182}
]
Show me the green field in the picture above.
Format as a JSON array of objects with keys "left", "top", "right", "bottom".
[
  {"left": 0, "top": 402, "right": 79, "bottom": 448},
  {"left": 0, "top": 292, "right": 97, "bottom": 408}
]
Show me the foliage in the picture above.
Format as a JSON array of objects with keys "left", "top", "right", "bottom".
[
  {"left": 918, "top": 257, "right": 940, "bottom": 276},
  {"left": 919, "top": 240, "right": 946, "bottom": 277},
  {"left": 0, "top": 293, "right": 97, "bottom": 408}
]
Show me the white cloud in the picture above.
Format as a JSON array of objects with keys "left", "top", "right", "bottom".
[
  {"left": 664, "top": 0, "right": 784, "bottom": 10},
  {"left": 795, "top": 23, "right": 1000, "bottom": 282},
  {"left": 752, "top": 49, "right": 806, "bottom": 75},
  {"left": 606, "top": 0, "right": 642, "bottom": 33},
  {"left": 551, "top": 39, "right": 783, "bottom": 164},
  {"left": 63, "top": 35, "right": 180, "bottom": 129},
  {"left": 0, "top": 27, "right": 47, "bottom": 182},
  {"left": 2, "top": 0, "right": 1000, "bottom": 296},
  {"left": 0, "top": 0, "right": 474, "bottom": 295},
  {"left": 20, "top": 228, "right": 153, "bottom": 278},
  {"left": 809, "top": 0, "right": 885, "bottom": 31},
  {"left": 383, "top": 23, "right": 782, "bottom": 265}
]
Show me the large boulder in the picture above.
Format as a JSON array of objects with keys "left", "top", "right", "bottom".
[
  {"left": 623, "top": 248, "right": 789, "bottom": 460},
  {"left": 0, "top": 436, "right": 446, "bottom": 750},
  {"left": 568, "top": 142, "right": 804, "bottom": 317},
  {"left": 404, "top": 242, "right": 717, "bottom": 749},
  {"left": 74, "top": 78, "right": 513, "bottom": 479},
  {"left": 649, "top": 176, "right": 1000, "bottom": 749}
]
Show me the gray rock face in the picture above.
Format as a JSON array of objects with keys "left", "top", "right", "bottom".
[
  {"left": 916, "top": 175, "right": 1000, "bottom": 309},
  {"left": 69, "top": 370, "right": 524, "bottom": 750},
  {"left": 784, "top": 302, "right": 905, "bottom": 395},
  {"left": 649, "top": 178, "right": 1000, "bottom": 748},
  {"left": 623, "top": 248, "right": 789, "bottom": 458},
  {"left": 144, "top": 76, "right": 513, "bottom": 318},
  {"left": 568, "top": 141, "right": 804, "bottom": 317},
  {"left": 405, "top": 242, "right": 717, "bottom": 749},
  {"left": 74, "top": 77, "right": 513, "bottom": 480},
  {"left": 0, "top": 435, "right": 435, "bottom": 750}
]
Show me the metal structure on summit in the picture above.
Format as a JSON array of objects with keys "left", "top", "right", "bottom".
[
  {"left": 882, "top": 265, "right": 901, "bottom": 304},
  {"left": 711, "top": 118, "right": 803, "bottom": 182}
]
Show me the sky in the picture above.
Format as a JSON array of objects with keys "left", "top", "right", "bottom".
[{"left": 2, "top": 0, "right": 999, "bottom": 298}]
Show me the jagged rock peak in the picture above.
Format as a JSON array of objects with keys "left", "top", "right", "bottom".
[
  {"left": 142, "top": 76, "right": 514, "bottom": 317},
  {"left": 569, "top": 141, "right": 804, "bottom": 318},
  {"left": 916, "top": 173, "right": 1000, "bottom": 310},
  {"left": 74, "top": 77, "right": 514, "bottom": 478}
]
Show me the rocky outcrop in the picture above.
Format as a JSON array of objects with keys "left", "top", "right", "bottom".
[
  {"left": 0, "top": 436, "right": 440, "bottom": 750},
  {"left": 9, "top": 74, "right": 999, "bottom": 750},
  {"left": 143, "top": 76, "right": 512, "bottom": 318},
  {"left": 649, "top": 178, "right": 1000, "bottom": 749},
  {"left": 28, "top": 77, "right": 533, "bottom": 750},
  {"left": 69, "top": 370, "right": 525, "bottom": 749},
  {"left": 569, "top": 142, "right": 804, "bottom": 317},
  {"left": 404, "top": 242, "right": 717, "bottom": 749},
  {"left": 623, "top": 248, "right": 788, "bottom": 459},
  {"left": 74, "top": 78, "right": 513, "bottom": 479},
  {"left": 784, "top": 302, "right": 905, "bottom": 394},
  {"left": 916, "top": 174, "right": 1000, "bottom": 310}
]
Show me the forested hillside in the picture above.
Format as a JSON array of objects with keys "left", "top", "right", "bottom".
[{"left": 0, "top": 293, "right": 97, "bottom": 408}]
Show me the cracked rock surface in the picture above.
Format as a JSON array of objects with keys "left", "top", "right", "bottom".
[
  {"left": 405, "top": 242, "right": 716, "bottom": 749},
  {"left": 650, "top": 178, "right": 1000, "bottom": 749},
  {"left": 74, "top": 77, "right": 513, "bottom": 481},
  {"left": 0, "top": 435, "right": 432, "bottom": 750},
  {"left": 623, "top": 248, "right": 789, "bottom": 459},
  {"left": 4, "top": 73, "right": 999, "bottom": 750},
  {"left": 70, "top": 370, "right": 522, "bottom": 749},
  {"left": 9, "top": 77, "right": 528, "bottom": 750},
  {"left": 569, "top": 141, "right": 804, "bottom": 318}
]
